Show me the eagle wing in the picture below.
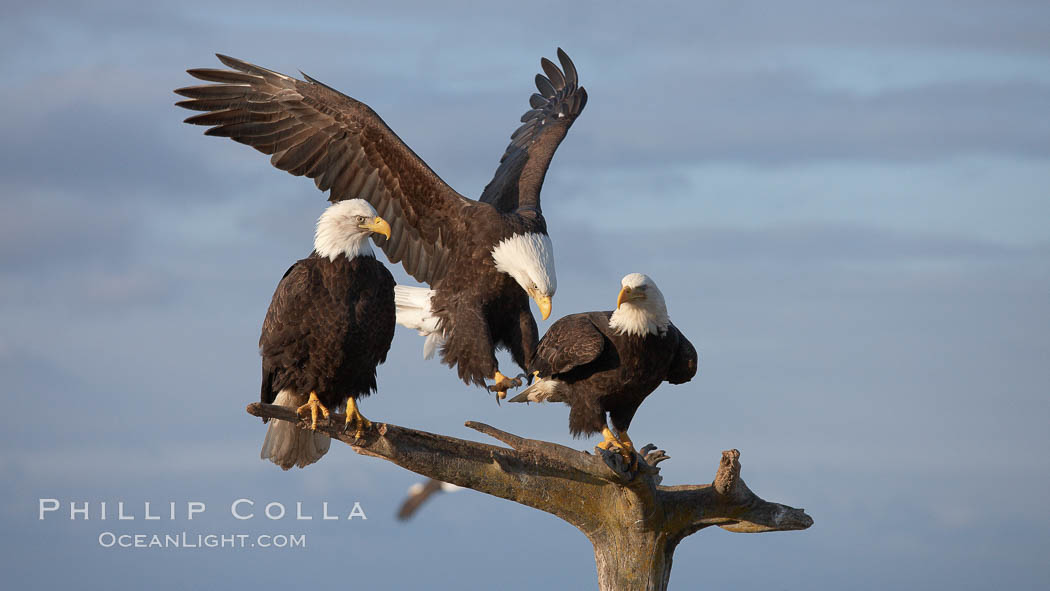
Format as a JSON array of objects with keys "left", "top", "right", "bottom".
[
  {"left": 396, "top": 478, "right": 446, "bottom": 521},
  {"left": 666, "top": 324, "right": 699, "bottom": 385},
  {"left": 258, "top": 261, "right": 317, "bottom": 403},
  {"left": 532, "top": 313, "right": 606, "bottom": 376},
  {"left": 176, "top": 55, "right": 476, "bottom": 285},
  {"left": 478, "top": 49, "right": 587, "bottom": 217}
]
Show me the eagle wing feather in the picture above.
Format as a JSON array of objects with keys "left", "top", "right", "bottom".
[
  {"left": 532, "top": 313, "right": 606, "bottom": 376},
  {"left": 666, "top": 324, "right": 699, "bottom": 385},
  {"left": 479, "top": 48, "right": 587, "bottom": 216},
  {"left": 258, "top": 261, "right": 319, "bottom": 404},
  {"left": 177, "top": 55, "right": 477, "bottom": 285}
]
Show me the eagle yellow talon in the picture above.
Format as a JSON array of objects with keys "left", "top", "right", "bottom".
[
  {"left": 598, "top": 426, "right": 621, "bottom": 450},
  {"left": 617, "top": 430, "right": 638, "bottom": 468},
  {"left": 597, "top": 426, "right": 636, "bottom": 467},
  {"left": 488, "top": 370, "right": 521, "bottom": 399},
  {"left": 343, "top": 398, "right": 372, "bottom": 440},
  {"left": 296, "top": 392, "right": 330, "bottom": 430},
  {"left": 617, "top": 430, "right": 636, "bottom": 456}
]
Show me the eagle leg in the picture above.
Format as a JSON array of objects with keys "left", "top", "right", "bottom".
[
  {"left": 596, "top": 426, "right": 622, "bottom": 451},
  {"left": 343, "top": 397, "right": 372, "bottom": 440},
  {"left": 487, "top": 370, "right": 522, "bottom": 399},
  {"left": 295, "top": 392, "right": 330, "bottom": 430},
  {"left": 616, "top": 430, "right": 637, "bottom": 456},
  {"left": 617, "top": 430, "right": 639, "bottom": 469}
]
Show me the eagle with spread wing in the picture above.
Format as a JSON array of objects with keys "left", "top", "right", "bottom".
[{"left": 176, "top": 49, "right": 586, "bottom": 397}]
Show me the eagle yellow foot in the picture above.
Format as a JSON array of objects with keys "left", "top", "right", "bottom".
[
  {"left": 295, "top": 392, "right": 330, "bottom": 430},
  {"left": 487, "top": 370, "right": 522, "bottom": 399},
  {"left": 343, "top": 398, "right": 372, "bottom": 440},
  {"left": 597, "top": 426, "right": 637, "bottom": 468},
  {"left": 617, "top": 430, "right": 637, "bottom": 456},
  {"left": 617, "top": 430, "right": 639, "bottom": 468}
]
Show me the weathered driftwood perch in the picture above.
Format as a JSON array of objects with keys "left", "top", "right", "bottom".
[{"left": 247, "top": 402, "right": 812, "bottom": 591}]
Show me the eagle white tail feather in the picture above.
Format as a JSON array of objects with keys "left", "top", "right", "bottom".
[
  {"left": 260, "top": 390, "right": 331, "bottom": 470},
  {"left": 508, "top": 377, "right": 567, "bottom": 403},
  {"left": 394, "top": 285, "right": 446, "bottom": 360},
  {"left": 422, "top": 333, "right": 444, "bottom": 360}
]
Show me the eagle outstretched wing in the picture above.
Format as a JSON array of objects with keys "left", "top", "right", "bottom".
[
  {"left": 479, "top": 48, "right": 588, "bottom": 217},
  {"left": 531, "top": 312, "right": 606, "bottom": 376},
  {"left": 176, "top": 55, "right": 476, "bottom": 285}
]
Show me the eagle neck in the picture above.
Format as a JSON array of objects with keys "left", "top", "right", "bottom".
[
  {"left": 490, "top": 232, "right": 557, "bottom": 297},
  {"left": 609, "top": 306, "right": 669, "bottom": 338},
  {"left": 314, "top": 233, "right": 375, "bottom": 262}
]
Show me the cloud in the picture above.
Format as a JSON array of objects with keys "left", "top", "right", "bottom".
[
  {"left": 4, "top": 0, "right": 1048, "bottom": 218},
  {"left": 636, "top": 222, "right": 1042, "bottom": 264},
  {"left": 0, "top": 69, "right": 245, "bottom": 201},
  {"left": 0, "top": 188, "right": 139, "bottom": 270},
  {"left": 573, "top": 71, "right": 1050, "bottom": 168}
]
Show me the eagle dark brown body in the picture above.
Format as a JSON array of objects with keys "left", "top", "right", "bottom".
[
  {"left": 260, "top": 254, "right": 396, "bottom": 411},
  {"left": 527, "top": 311, "right": 698, "bottom": 437},
  {"left": 427, "top": 210, "right": 544, "bottom": 386}
]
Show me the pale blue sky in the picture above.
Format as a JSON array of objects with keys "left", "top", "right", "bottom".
[{"left": 2, "top": 1, "right": 1048, "bottom": 589}]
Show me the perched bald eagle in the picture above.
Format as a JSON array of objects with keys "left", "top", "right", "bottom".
[
  {"left": 511, "top": 274, "right": 698, "bottom": 459},
  {"left": 259, "top": 199, "right": 395, "bottom": 470},
  {"left": 176, "top": 49, "right": 587, "bottom": 396}
]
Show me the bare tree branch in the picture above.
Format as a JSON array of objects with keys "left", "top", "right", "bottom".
[
  {"left": 660, "top": 450, "right": 813, "bottom": 538},
  {"left": 246, "top": 402, "right": 812, "bottom": 591}
]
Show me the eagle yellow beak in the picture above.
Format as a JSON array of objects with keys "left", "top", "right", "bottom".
[
  {"left": 534, "top": 294, "right": 552, "bottom": 320},
  {"left": 362, "top": 216, "right": 392, "bottom": 240},
  {"left": 616, "top": 286, "right": 643, "bottom": 309}
]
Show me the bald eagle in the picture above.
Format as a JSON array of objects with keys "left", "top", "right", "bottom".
[
  {"left": 396, "top": 478, "right": 463, "bottom": 521},
  {"left": 259, "top": 199, "right": 395, "bottom": 470},
  {"left": 510, "top": 274, "right": 698, "bottom": 459},
  {"left": 176, "top": 49, "right": 587, "bottom": 397}
]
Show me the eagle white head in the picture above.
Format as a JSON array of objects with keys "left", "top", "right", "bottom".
[
  {"left": 491, "top": 232, "right": 557, "bottom": 320},
  {"left": 314, "top": 199, "right": 392, "bottom": 261},
  {"left": 609, "top": 273, "right": 670, "bottom": 337}
]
